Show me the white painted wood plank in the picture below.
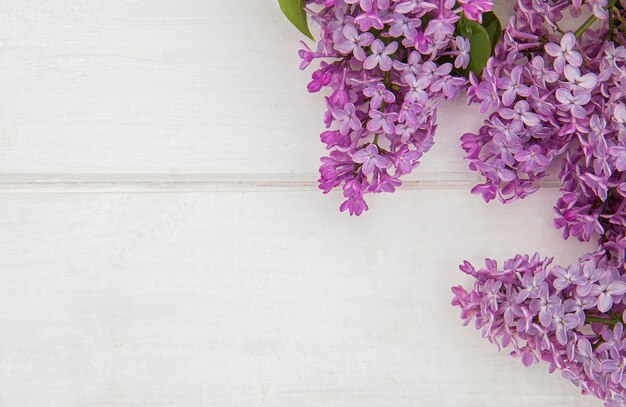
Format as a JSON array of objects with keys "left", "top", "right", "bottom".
[
  {"left": 0, "top": 0, "right": 513, "bottom": 181},
  {"left": 0, "top": 189, "right": 596, "bottom": 406},
  {"left": 0, "top": 172, "right": 561, "bottom": 193}
]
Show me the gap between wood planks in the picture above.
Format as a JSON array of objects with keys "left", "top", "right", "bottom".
[{"left": 0, "top": 173, "right": 561, "bottom": 193}]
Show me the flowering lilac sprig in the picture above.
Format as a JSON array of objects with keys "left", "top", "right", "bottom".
[
  {"left": 462, "top": 0, "right": 626, "bottom": 207},
  {"left": 461, "top": 0, "right": 626, "bottom": 267},
  {"left": 452, "top": 252, "right": 626, "bottom": 405},
  {"left": 455, "top": 0, "right": 626, "bottom": 404},
  {"left": 293, "top": 0, "right": 496, "bottom": 215}
]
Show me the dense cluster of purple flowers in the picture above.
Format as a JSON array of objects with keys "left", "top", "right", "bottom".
[
  {"left": 299, "top": 0, "right": 493, "bottom": 215},
  {"left": 452, "top": 254, "right": 626, "bottom": 405},
  {"left": 462, "top": 0, "right": 625, "bottom": 209},
  {"left": 454, "top": 0, "right": 626, "bottom": 404}
]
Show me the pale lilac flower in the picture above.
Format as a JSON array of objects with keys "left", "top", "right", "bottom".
[
  {"left": 517, "top": 269, "right": 545, "bottom": 303},
  {"left": 552, "top": 264, "right": 585, "bottom": 290},
  {"left": 597, "top": 324, "right": 625, "bottom": 353},
  {"left": 487, "top": 131, "right": 523, "bottom": 166},
  {"left": 551, "top": 308, "right": 580, "bottom": 345},
  {"left": 545, "top": 32, "right": 583, "bottom": 73},
  {"left": 454, "top": 36, "right": 470, "bottom": 69},
  {"left": 529, "top": 56, "right": 559, "bottom": 88},
  {"left": 404, "top": 74, "right": 430, "bottom": 103},
  {"left": 609, "top": 146, "right": 626, "bottom": 172},
  {"left": 332, "top": 103, "right": 362, "bottom": 135},
  {"left": 364, "top": 39, "right": 398, "bottom": 71},
  {"left": 367, "top": 110, "right": 398, "bottom": 134},
  {"left": 590, "top": 272, "right": 626, "bottom": 313},
  {"left": 458, "top": 0, "right": 494, "bottom": 21},
  {"left": 334, "top": 24, "right": 374, "bottom": 61},
  {"left": 393, "top": 51, "right": 422, "bottom": 78},
  {"left": 388, "top": 12, "right": 419, "bottom": 38},
  {"left": 529, "top": 283, "right": 559, "bottom": 326},
  {"left": 563, "top": 295, "right": 596, "bottom": 325},
  {"left": 588, "top": 0, "right": 609, "bottom": 20},
  {"left": 577, "top": 260, "right": 605, "bottom": 297},
  {"left": 363, "top": 83, "right": 396, "bottom": 110},
  {"left": 430, "top": 75, "right": 466, "bottom": 100},
  {"left": 514, "top": 145, "right": 550, "bottom": 173},
  {"left": 424, "top": 17, "right": 456, "bottom": 39},
  {"left": 563, "top": 65, "right": 598, "bottom": 91},
  {"left": 555, "top": 88, "right": 591, "bottom": 119},
  {"left": 394, "top": 121, "right": 417, "bottom": 142},
  {"left": 352, "top": 144, "right": 391, "bottom": 174},
  {"left": 602, "top": 349, "right": 626, "bottom": 386},
  {"left": 577, "top": 337, "right": 602, "bottom": 378},
  {"left": 497, "top": 66, "right": 531, "bottom": 106},
  {"left": 354, "top": 0, "right": 385, "bottom": 31},
  {"left": 394, "top": 147, "right": 422, "bottom": 174},
  {"left": 613, "top": 104, "right": 626, "bottom": 133},
  {"left": 500, "top": 100, "right": 541, "bottom": 126}
]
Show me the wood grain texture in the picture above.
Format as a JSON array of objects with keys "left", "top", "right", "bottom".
[
  {"left": 0, "top": 190, "right": 597, "bottom": 406},
  {"left": 0, "top": 0, "right": 512, "bottom": 181},
  {"left": 0, "top": 1, "right": 599, "bottom": 406}
]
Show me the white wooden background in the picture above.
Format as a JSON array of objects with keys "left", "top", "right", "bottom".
[{"left": 0, "top": 1, "right": 601, "bottom": 406}]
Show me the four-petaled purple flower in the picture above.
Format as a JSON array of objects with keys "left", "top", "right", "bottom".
[
  {"left": 497, "top": 66, "right": 531, "bottom": 106},
  {"left": 545, "top": 32, "right": 583, "bottom": 73},
  {"left": 363, "top": 83, "right": 396, "bottom": 110},
  {"left": 367, "top": 110, "right": 398, "bottom": 134},
  {"left": 352, "top": 144, "right": 391, "bottom": 175},
  {"left": 331, "top": 103, "right": 362, "bottom": 135},
  {"left": 334, "top": 24, "right": 374, "bottom": 61},
  {"left": 364, "top": 39, "right": 398, "bottom": 71},
  {"left": 555, "top": 88, "right": 591, "bottom": 119},
  {"left": 590, "top": 272, "right": 626, "bottom": 313}
]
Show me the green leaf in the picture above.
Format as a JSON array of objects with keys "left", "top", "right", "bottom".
[
  {"left": 278, "top": 0, "right": 314, "bottom": 40},
  {"left": 481, "top": 12, "right": 502, "bottom": 52},
  {"left": 457, "top": 17, "right": 492, "bottom": 76}
]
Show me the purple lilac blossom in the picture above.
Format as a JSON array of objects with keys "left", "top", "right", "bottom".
[
  {"left": 453, "top": 254, "right": 626, "bottom": 405},
  {"left": 299, "top": 0, "right": 493, "bottom": 215},
  {"left": 455, "top": 0, "right": 626, "bottom": 404}
]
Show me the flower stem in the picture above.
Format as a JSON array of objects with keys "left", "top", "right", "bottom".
[
  {"left": 575, "top": 0, "right": 619, "bottom": 38},
  {"left": 610, "top": 8, "right": 615, "bottom": 41},
  {"left": 384, "top": 71, "right": 392, "bottom": 89},
  {"left": 586, "top": 315, "right": 618, "bottom": 326}
]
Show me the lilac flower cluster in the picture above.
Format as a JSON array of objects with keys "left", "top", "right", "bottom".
[
  {"left": 453, "top": 253, "right": 626, "bottom": 405},
  {"left": 299, "top": 0, "right": 493, "bottom": 215},
  {"left": 454, "top": 0, "right": 626, "bottom": 404},
  {"left": 462, "top": 0, "right": 626, "bottom": 208}
]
